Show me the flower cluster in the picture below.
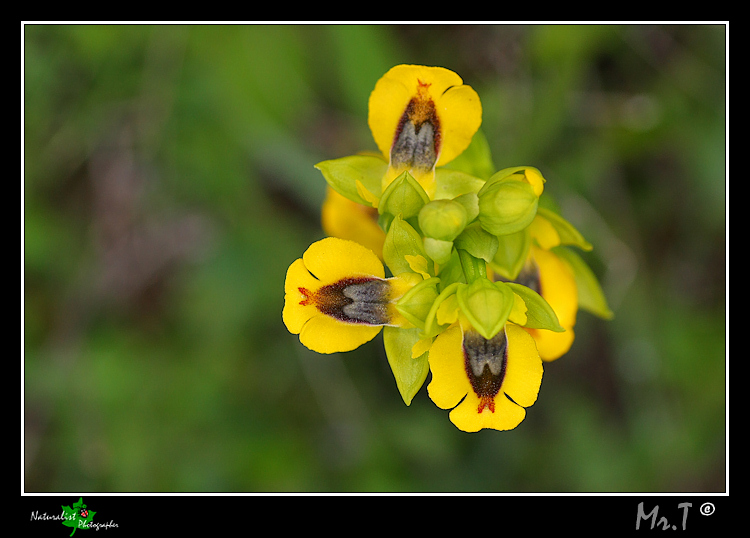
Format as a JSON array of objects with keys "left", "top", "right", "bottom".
[{"left": 283, "top": 65, "right": 612, "bottom": 432}]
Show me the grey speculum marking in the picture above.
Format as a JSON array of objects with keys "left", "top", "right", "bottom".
[
  {"left": 341, "top": 279, "right": 391, "bottom": 325},
  {"left": 391, "top": 120, "right": 437, "bottom": 171},
  {"left": 463, "top": 329, "right": 508, "bottom": 378}
]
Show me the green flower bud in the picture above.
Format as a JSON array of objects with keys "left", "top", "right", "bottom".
[
  {"left": 477, "top": 176, "right": 539, "bottom": 236},
  {"left": 378, "top": 170, "right": 430, "bottom": 219},
  {"left": 418, "top": 199, "right": 468, "bottom": 242},
  {"left": 456, "top": 278, "right": 514, "bottom": 340}
]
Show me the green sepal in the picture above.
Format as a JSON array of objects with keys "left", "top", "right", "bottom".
[
  {"left": 441, "top": 128, "right": 496, "bottom": 180},
  {"left": 490, "top": 228, "right": 532, "bottom": 280},
  {"left": 553, "top": 246, "right": 614, "bottom": 320},
  {"left": 456, "top": 278, "right": 514, "bottom": 340},
  {"left": 505, "top": 282, "right": 565, "bottom": 332},
  {"left": 383, "top": 215, "right": 432, "bottom": 276},
  {"left": 454, "top": 222, "right": 499, "bottom": 263},
  {"left": 315, "top": 154, "right": 386, "bottom": 207},
  {"left": 378, "top": 170, "right": 429, "bottom": 219},
  {"left": 396, "top": 277, "right": 441, "bottom": 331},
  {"left": 423, "top": 237, "right": 454, "bottom": 265},
  {"left": 477, "top": 176, "right": 539, "bottom": 236},
  {"left": 536, "top": 207, "right": 593, "bottom": 251},
  {"left": 383, "top": 326, "right": 430, "bottom": 406},
  {"left": 434, "top": 168, "right": 486, "bottom": 200}
]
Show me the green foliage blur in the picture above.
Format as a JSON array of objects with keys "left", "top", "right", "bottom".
[{"left": 23, "top": 24, "right": 726, "bottom": 492}]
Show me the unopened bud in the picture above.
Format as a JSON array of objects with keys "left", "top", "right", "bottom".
[
  {"left": 378, "top": 171, "right": 430, "bottom": 219},
  {"left": 418, "top": 199, "right": 468, "bottom": 241},
  {"left": 477, "top": 176, "right": 538, "bottom": 236}
]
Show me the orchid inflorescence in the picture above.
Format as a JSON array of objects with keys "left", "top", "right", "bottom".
[{"left": 283, "top": 65, "right": 612, "bottom": 432}]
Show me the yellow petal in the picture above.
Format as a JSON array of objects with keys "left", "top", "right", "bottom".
[
  {"left": 427, "top": 323, "right": 470, "bottom": 410},
  {"left": 369, "top": 75, "right": 413, "bottom": 160},
  {"left": 534, "top": 246, "right": 578, "bottom": 330},
  {"left": 524, "top": 168, "right": 545, "bottom": 197},
  {"left": 404, "top": 254, "right": 431, "bottom": 280},
  {"left": 299, "top": 313, "right": 382, "bottom": 354},
  {"left": 448, "top": 389, "right": 527, "bottom": 432},
  {"left": 389, "top": 271, "right": 422, "bottom": 300},
  {"left": 529, "top": 214, "right": 561, "bottom": 250},
  {"left": 500, "top": 324, "right": 543, "bottom": 408},
  {"left": 369, "top": 65, "right": 463, "bottom": 157},
  {"left": 435, "top": 293, "right": 460, "bottom": 327},
  {"left": 283, "top": 237, "right": 397, "bottom": 354},
  {"left": 282, "top": 258, "right": 323, "bottom": 334},
  {"left": 508, "top": 291, "right": 528, "bottom": 326},
  {"left": 412, "top": 336, "right": 433, "bottom": 358},
  {"left": 368, "top": 64, "right": 481, "bottom": 171},
  {"left": 284, "top": 258, "right": 320, "bottom": 297},
  {"left": 427, "top": 322, "right": 542, "bottom": 432},
  {"left": 401, "top": 64, "right": 466, "bottom": 96},
  {"left": 303, "top": 237, "right": 384, "bottom": 285},
  {"left": 434, "top": 84, "right": 482, "bottom": 167},
  {"left": 526, "top": 325, "right": 575, "bottom": 362}
]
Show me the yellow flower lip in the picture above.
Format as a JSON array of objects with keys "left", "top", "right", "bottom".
[
  {"left": 368, "top": 65, "right": 482, "bottom": 198},
  {"left": 427, "top": 322, "right": 543, "bottom": 432},
  {"left": 524, "top": 246, "right": 578, "bottom": 361},
  {"left": 282, "top": 237, "right": 413, "bottom": 354}
]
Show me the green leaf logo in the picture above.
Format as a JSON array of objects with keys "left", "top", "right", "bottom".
[{"left": 61, "top": 498, "right": 95, "bottom": 536}]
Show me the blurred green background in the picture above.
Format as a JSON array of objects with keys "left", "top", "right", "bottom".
[{"left": 23, "top": 24, "right": 726, "bottom": 493}]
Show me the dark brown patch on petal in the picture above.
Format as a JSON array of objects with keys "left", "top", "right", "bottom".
[
  {"left": 462, "top": 329, "right": 508, "bottom": 413},
  {"left": 391, "top": 80, "right": 441, "bottom": 172},
  {"left": 300, "top": 277, "right": 391, "bottom": 325}
]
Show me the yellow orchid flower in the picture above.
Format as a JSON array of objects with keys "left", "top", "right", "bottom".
[
  {"left": 518, "top": 246, "right": 578, "bottom": 361},
  {"left": 282, "top": 237, "right": 414, "bottom": 354},
  {"left": 368, "top": 64, "right": 482, "bottom": 199},
  {"left": 427, "top": 320, "right": 543, "bottom": 432}
]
